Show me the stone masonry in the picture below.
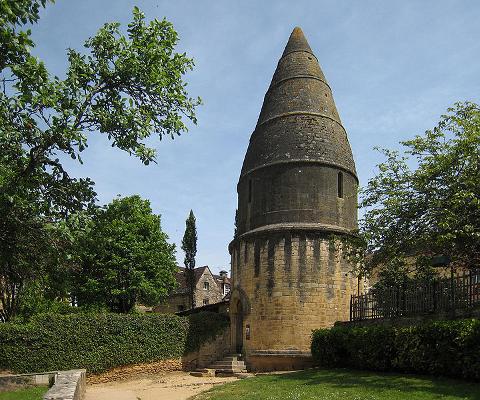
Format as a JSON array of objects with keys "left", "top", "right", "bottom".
[
  {"left": 155, "top": 266, "right": 230, "bottom": 313},
  {"left": 229, "top": 27, "right": 358, "bottom": 371}
]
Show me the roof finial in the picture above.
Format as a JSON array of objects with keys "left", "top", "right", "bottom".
[{"left": 282, "top": 26, "right": 314, "bottom": 58}]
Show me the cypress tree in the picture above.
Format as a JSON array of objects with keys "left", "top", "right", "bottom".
[{"left": 181, "top": 210, "right": 197, "bottom": 309}]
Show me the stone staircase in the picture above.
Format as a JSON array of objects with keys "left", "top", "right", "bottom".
[{"left": 191, "top": 354, "right": 247, "bottom": 377}]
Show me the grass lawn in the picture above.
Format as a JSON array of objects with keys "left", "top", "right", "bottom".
[
  {"left": 0, "top": 386, "right": 48, "bottom": 400},
  {"left": 193, "top": 368, "right": 480, "bottom": 400}
]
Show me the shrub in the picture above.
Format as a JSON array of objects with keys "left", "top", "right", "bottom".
[
  {"left": 311, "top": 319, "right": 480, "bottom": 381},
  {"left": 0, "top": 311, "right": 229, "bottom": 374},
  {"left": 185, "top": 312, "right": 229, "bottom": 352},
  {"left": 312, "top": 325, "right": 396, "bottom": 371},
  {"left": 310, "top": 326, "right": 349, "bottom": 367}
]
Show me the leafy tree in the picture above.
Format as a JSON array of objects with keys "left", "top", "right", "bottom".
[
  {"left": 348, "top": 102, "right": 480, "bottom": 284},
  {"left": 181, "top": 210, "right": 197, "bottom": 309},
  {"left": 0, "top": 0, "right": 200, "bottom": 320},
  {"left": 72, "top": 195, "right": 177, "bottom": 313},
  {"left": 0, "top": 0, "right": 48, "bottom": 70}
]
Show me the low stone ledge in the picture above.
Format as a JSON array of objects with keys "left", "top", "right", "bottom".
[
  {"left": 44, "top": 370, "right": 86, "bottom": 400},
  {"left": 87, "top": 359, "right": 182, "bottom": 384},
  {"left": 0, "top": 372, "right": 55, "bottom": 388},
  {"left": 249, "top": 350, "right": 311, "bottom": 357},
  {"left": 246, "top": 351, "right": 314, "bottom": 372}
]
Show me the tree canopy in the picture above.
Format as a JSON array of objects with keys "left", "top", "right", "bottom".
[
  {"left": 0, "top": 0, "right": 200, "bottom": 320},
  {"left": 72, "top": 195, "right": 177, "bottom": 313},
  {"left": 351, "top": 102, "right": 480, "bottom": 285}
]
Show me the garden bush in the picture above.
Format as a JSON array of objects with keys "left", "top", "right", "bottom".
[
  {"left": 311, "top": 319, "right": 480, "bottom": 381},
  {"left": 0, "top": 311, "right": 229, "bottom": 374}
]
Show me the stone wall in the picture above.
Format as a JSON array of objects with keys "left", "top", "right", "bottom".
[
  {"left": 154, "top": 293, "right": 189, "bottom": 313},
  {"left": 44, "top": 370, "right": 85, "bottom": 400},
  {"left": 0, "top": 372, "right": 55, "bottom": 388},
  {"left": 155, "top": 268, "right": 224, "bottom": 313},
  {"left": 237, "top": 164, "right": 357, "bottom": 234},
  {"left": 182, "top": 326, "right": 231, "bottom": 370},
  {"left": 86, "top": 326, "right": 231, "bottom": 382},
  {"left": 86, "top": 360, "right": 183, "bottom": 384},
  {"left": 194, "top": 269, "right": 224, "bottom": 307},
  {"left": 230, "top": 233, "right": 356, "bottom": 370},
  {"left": 0, "top": 370, "right": 86, "bottom": 400}
]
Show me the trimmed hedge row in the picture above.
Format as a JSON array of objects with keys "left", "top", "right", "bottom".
[
  {"left": 311, "top": 319, "right": 480, "bottom": 381},
  {"left": 0, "top": 311, "right": 229, "bottom": 373}
]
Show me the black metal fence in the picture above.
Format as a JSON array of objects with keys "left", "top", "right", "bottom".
[{"left": 350, "top": 269, "right": 480, "bottom": 321}]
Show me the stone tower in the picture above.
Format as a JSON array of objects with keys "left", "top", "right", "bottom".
[{"left": 228, "top": 27, "right": 358, "bottom": 371}]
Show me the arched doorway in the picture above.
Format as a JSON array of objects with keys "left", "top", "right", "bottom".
[
  {"left": 229, "top": 287, "right": 250, "bottom": 355},
  {"left": 235, "top": 299, "right": 243, "bottom": 354}
]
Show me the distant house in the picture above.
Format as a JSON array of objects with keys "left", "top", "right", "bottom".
[{"left": 154, "top": 266, "right": 231, "bottom": 313}]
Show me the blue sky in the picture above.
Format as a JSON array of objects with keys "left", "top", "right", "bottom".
[{"left": 31, "top": 1, "right": 480, "bottom": 273}]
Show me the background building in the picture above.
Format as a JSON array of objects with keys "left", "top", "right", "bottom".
[{"left": 155, "top": 266, "right": 231, "bottom": 313}]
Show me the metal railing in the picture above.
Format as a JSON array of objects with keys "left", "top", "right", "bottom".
[{"left": 350, "top": 269, "right": 480, "bottom": 321}]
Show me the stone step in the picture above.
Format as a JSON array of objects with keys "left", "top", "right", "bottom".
[
  {"left": 222, "top": 355, "right": 243, "bottom": 361},
  {"left": 190, "top": 368, "right": 216, "bottom": 377},
  {"left": 215, "top": 369, "right": 248, "bottom": 377},
  {"left": 216, "top": 365, "right": 246, "bottom": 371},
  {"left": 210, "top": 363, "right": 245, "bottom": 370},
  {"left": 203, "top": 353, "right": 248, "bottom": 375},
  {"left": 220, "top": 357, "right": 244, "bottom": 363},
  {"left": 191, "top": 367, "right": 247, "bottom": 378},
  {"left": 211, "top": 360, "right": 245, "bottom": 366}
]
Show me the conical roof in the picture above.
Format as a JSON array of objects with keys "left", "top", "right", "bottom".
[
  {"left": 240, "top": 27, "right": 357, "bottom": 180},
  {"left": 282, "top": 26, "right": 314, "bottom": 57}
]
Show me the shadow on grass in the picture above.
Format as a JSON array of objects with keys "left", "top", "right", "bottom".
[{"left": 269, "top": 368, "right": 480, "bottom": 400}]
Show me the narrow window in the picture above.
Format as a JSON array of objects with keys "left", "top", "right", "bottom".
[
  {"left": 248, "top": 179, "right": 252, "bottom": 203},
  {"left": 203, "top": 281, "right": 209, "bottom": 290},
  {"left": 203, "top": 298, "right": 209, "bottom": 305},
  {"left": 337, "top": 172, "right": 344, "bottom": 198},
  {"left": 254, "top": 240, "right": 261, "bottom": 277}
]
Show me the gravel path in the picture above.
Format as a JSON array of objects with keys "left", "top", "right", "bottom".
[{"left": 85, "top": 371, "right": 237, "bottom": 400}]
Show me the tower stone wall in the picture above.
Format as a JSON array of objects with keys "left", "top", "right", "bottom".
[{"left": 229, "top": 27, "right": 358, "bottom": 371}]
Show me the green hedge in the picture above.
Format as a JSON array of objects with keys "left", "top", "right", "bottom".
[
  {"left": 0, "top": 311, "right": 229, "bottom": 374},
  {"left": 311, "top": 319, "right": 480, "bottom": 381}
]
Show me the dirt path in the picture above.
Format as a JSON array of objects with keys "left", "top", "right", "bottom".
[{"left": 85, "top": 371, "right": 237, "bottom": 400}]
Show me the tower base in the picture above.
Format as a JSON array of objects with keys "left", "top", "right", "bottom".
[{"left": 246, "top": 350, "right": 314, "bottom": 372}]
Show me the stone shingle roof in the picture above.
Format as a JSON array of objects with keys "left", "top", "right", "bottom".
[
  {"left": 175, "top": 266, "right": 206, "bottom": 289},
  {"left": 240, "top": 27, "right": 357, "bottom": 180},
  {"left": 175, "top": 266, "right": 230, "bottom": 291}
]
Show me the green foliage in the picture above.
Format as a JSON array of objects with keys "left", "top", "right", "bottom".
[
  {"left": 185, "top": 312, "right": 229, "bottom": 352},
  {"left": 311, "top": 325, "right": 396, "bottom": 371},
  {"left": 311, "top": 319, "right": 480, "bottom": 381},
  {"left": 0, "top": 311, "right": 228, "bottom": 374},
  {"left": 72, "top": 195, "right": 177, "bottom": 313},
  {"left": 13, "top": 279, "right": 76, "bottom": 323},
  {"left": 0, "top": 386, "right": 48, "bottom": 400},
  {"left": 0, "top": 0, "right": 53, "bottom": 70},
  {"left": 181, "top": 210, "right": 197, "bottom": 309},
  {"left": 0, "top": 0, "right": 200, "bottom": 321},
  {"left": 343, "top": 102, "right": 480, "bottom": 283}
]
